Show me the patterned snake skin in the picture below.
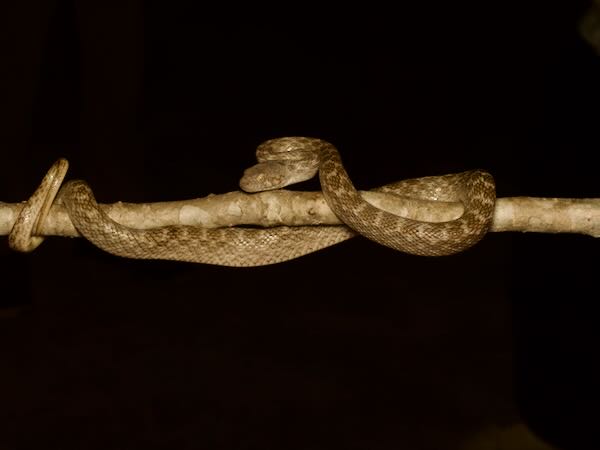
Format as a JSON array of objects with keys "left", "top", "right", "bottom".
[{"left": 10, "top": 137, "right": 496, "bottom": 266}]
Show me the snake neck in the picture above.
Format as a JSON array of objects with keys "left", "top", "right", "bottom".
[{"left": 317, "top": 144, "right": 366, "bottom": 224}]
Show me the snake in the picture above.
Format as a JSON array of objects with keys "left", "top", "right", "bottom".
[{"left": 9, "top": 137, "right": 496, "bottom": 266}]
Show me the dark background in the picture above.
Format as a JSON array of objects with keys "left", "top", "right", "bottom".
[{"left": 0, "top": 1, "right": 598, "bottom": 449}]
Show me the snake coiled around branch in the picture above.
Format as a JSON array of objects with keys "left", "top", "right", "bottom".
[{"left": 9, "top": 137, "right": 496, "bottom": 266}]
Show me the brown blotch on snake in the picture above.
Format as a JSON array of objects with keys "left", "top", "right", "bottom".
[{"left": 14, "top": 137, "right": 496, "bottom": 266}]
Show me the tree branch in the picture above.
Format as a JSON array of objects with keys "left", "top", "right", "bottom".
[{"left": 2, "top": 189, "right": 599, "bottom": 239}]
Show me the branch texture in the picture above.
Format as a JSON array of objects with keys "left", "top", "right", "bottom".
[{"left": 2, "top": 190, "right": 599, "bottom": 238}]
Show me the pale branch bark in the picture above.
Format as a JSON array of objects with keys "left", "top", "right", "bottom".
[{"left": 1, "top": 190, "right": 599, "bottom": 239}]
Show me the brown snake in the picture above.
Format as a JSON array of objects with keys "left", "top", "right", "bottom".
[{"left": 9, "top": 137, "right": 496, "bottom": 266}]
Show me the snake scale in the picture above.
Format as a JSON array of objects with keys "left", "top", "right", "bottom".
[{"left": 9, "top": 137, "right": 496, "bottom": 266}]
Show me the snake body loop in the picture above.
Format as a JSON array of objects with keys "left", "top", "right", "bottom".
[
  {"left": 9, "top": 138, "right": 496, "bottom": 265},
  {"left": 8, "top": 158, "right": 69, "bottom": 252}
]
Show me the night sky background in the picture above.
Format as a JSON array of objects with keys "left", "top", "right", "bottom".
[{"left": 0, "top": 1, "right": 598, "bottom": 449}]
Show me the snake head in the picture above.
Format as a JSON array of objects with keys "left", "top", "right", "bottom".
[
  {"left": 239, "top": 161, "right": 291, "bottom": 192},
  {"left": 240, "top": 138, "right": 322, "bottom": 192},
  {"left": 239, "top": 159, "right": 319, "bottom": 192}
]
